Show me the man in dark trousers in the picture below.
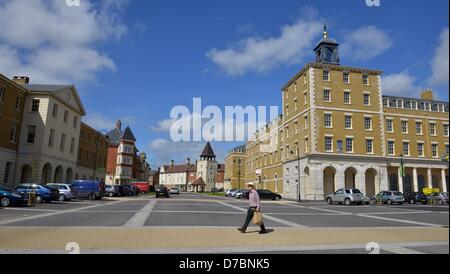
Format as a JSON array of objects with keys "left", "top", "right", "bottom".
[{"left": 237, "top": 183, "right": 267, "bottom": 234}]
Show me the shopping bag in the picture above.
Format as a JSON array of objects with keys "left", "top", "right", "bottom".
[{"left": 252, "top": 211, "right": 263, "bottom": 225}]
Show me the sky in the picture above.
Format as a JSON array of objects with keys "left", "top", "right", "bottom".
[{"left": 0, "top": 0, "right": 448, "bottom": 168}]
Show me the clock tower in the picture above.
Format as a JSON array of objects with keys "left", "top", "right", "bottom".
[{"left": 313, "top": 25, "right": 340, "bottom": 65}]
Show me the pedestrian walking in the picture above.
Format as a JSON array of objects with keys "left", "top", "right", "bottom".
[{"left": 237, "top": 183, "right": 267, "bottom": 234}]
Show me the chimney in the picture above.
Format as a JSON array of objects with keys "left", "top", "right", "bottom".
[
  {"left": 170, "top": 160, "right": 174, "bottom": 166},
  {"left": 12, "top": 76, "right": 30, "bottom": 85},
  {"left": 421, "top": 89, "right": 434, "bottom": 101},
  {"left": 186, "top": 158, "right": 191, "bottom": 165},
  {"left": 116, "top": 120, "right": 122, "bottom": 130}
]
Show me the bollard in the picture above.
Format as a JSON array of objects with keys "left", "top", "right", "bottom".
[{"left": 27, "top": 192, "right": 36, "bottom": 207}]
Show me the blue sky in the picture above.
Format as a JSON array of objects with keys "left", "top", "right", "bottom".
[{"left": 0, "top": 0, "right": 448, "bottom": 168}]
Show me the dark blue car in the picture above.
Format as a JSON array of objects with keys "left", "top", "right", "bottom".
[
  {"left": 0, "top": 185, "right": 28, "bottom": 207},
  {"left": 70, "top": 180, "right": 106, "bottom": 200},
  {"left": 14, "top": 184, "right": 59, "bottom": 203}
]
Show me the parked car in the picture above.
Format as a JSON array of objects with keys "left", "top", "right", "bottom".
[
  {"left": 155, "top": 186, "right": 170, "bottom": 198},
  {"left": 115, "top": 185, "right": 127, "bottom": 197},
  {"left": 235, "top": 190, "right": 247, "bottom": 199},
  {"left": 258, "top": 190, "right": 282, "bottom": 200},
  {"left": 70, "top": 180, "right": 105, "bottom": 200},
  {"left": 46, "top": 184, "right": 76, "bottom": 201},
  {"left": 105, "top": 185, "right": 119, "bottom": 197},
  {"left": 0, "top": 185, "right": 28, "bottom": 207},
  {"left": 169, "top": 188, "right": 181, "bottom": 195},
  {"left": 14, "top": 184, "right": 59, "bottom": 203},
  {"left": 404, "top": 192, "right": 429, "bottom": 204},
  {"left": 371, "top": 191, "right": 404, "bottom": 205},
  {"left": 132, "top": 182, "right": 151, "bottom": 193},
  {"left": 233, "top": 189, "right": 244, "bottom": 198},
  {"left": 427, "top": 192, "right": 449, "bottom": 205},
  {"left": 226, "top": 189, "right": 238, "bottom": 197},
  {"left": 123, "top": 185, "right": 139, "bottom": 196},
  {"left": 326, "top": 188, "right": 364, "bottom": 206}
]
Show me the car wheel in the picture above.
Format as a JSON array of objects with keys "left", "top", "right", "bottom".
[
  {"left": 409, "top": 199, "right": 415, "bottom": 204},
  {"left": 345, "top": 199, "right": 352, "bottom": 206},
  {"left": 1, "top": 197, "right": 11, "bottom": 207},
  {"left": 59, "top": 194, "right": 66, "bottom": 202},
  {"left": 387, "top": 200, "right": 392, "bottom": 205},
  {"left": 438, "top": 199, "right": 444, "bottom": 205},
  {"left": 108, "top": 192, "right": 114, "bottom": 197},
  {"left": 88, "top": 193, "right": 96, "bottom": 201},
  {"left": 327, "top": 198, "right": 332, "bottom": 205},
  {"left": 370, "top": 199, "right": 376, "bottom": 205},
  {"left": 36, "top": 195, "right": 43, "bottom": 203}
]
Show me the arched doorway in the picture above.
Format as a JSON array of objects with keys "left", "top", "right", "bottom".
[
  {"left": 403, "top": 175, "right": 413, "bottom": 194},
  {"left": 41, "top": 163, "right": 52, "bottom": 184},
  {"left": 365, "top": 168, "right": 377, "bottom": 196},
  {"left": 66, "top": 168, "right": 74, "bottom": 183},
  {"left": 20, "top": 165, "right": 33, "bottom": 183},
  {"left": 54, "top": 166, "right": 64, "bottom": 183},
  {"left": 323, "top": 166, "right": 336, "bottom": 197},
  {"left": 418, "top": 175, "right": 426, "bottom": 192},
  {"left": 345, "top": 167, "right": 357, "bottom": 189},
  {"left": 389, "top": 174, "right": 398, "bottom": 191}
]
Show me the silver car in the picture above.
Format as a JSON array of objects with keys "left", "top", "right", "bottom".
[
  {"left": 428, "top": 192, "right": 449, "bottom": 205},
  {"left": 169, "top": 188, "right": 180, "bottom": 195},
  {"left": 225, "top": 189, "right": 237, "bottom": 197},
  {"left": 47, "top": 183, "right": 76, "bottom": 201},
  {"left": 326, "top": 188, "right": 364, "bottom": 206}
]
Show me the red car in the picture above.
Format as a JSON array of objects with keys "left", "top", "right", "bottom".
[{"left": 131, "top": 182, "right": 151, "bottom": 193}]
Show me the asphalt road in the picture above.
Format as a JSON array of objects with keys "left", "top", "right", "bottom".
[{"left": 0, "top": 193, "right": 448, "bottom": 254}]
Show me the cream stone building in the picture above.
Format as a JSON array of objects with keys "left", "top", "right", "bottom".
[
  {"left": 224, "top": 145, "right": 246, "bottom": 190},
  {"left": 225, "top": 26, "right": 449, "bottom": 200}
]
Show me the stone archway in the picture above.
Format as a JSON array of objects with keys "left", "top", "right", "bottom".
[
  {"left": 403, "top": 175, "right": 413, "bottom": 194},
  {"left": 389, "top": 174, "right": 398, "bottom": 191},
  {"left": 323, "top": 166, "right": 336, "bottom": 197},
  {"left": 345, "top": 167, "right": 357, "bottom": 189},
  {"left": 20, "top": 165, "right": 33, "bottom": 183},
  {"left": 66, "top": 168, "right": 74, "bottom": 183},
  {"left": 54, "top": 166, "right": 64, "bottom": 183},
  {"left": 365, "top": 168, "right": 377, "bottom": 196},
  {"left": 41, "top": 163, "right": 52, "bottom": 184}
]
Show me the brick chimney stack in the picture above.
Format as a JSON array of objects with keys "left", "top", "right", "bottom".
[{"left": 12, "top": 76, "right": 30, "bottom": 85}]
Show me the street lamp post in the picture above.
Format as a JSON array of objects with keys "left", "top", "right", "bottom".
[{"left": 290, "top": 147, "right": 301, "bottom": 202}]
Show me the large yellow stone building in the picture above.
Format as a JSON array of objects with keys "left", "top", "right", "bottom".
[{"left": 225, "top": 26, "right": 449, "bottom": 200}]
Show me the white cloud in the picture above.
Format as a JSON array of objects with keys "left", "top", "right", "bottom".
[
  {"left": 341, "top": 26, "right": 392, "bottom": 61},
  {"left": 149, "top": 139, "right": 205, "bottom": 165},
  {"left": 382, "top": 71, "right": 419, "bottom": 97},
  {"left": 83, "top": 112, "right": 137, "bottom": 131},
  {"left": 0, "top": 0, "right": 128, "bottom": 84},
  {"left": 428, "top": 28, "right": 449, "bottom": 87},
  {"left": 206, "top": 14, "right": 322, "bottom": 76}
]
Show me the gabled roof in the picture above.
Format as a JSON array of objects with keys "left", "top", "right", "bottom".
[
  {"left": 120, "top": 126, "right": 136, "bottom": 142},
  {"left": 200, "top": 142, "right": 216, "bottom": 158},
  {"left": 191, "top": 177, "right": 206, "bottom": 186},
  {"left": 23, "top": 84, "right": 86, "bottom": 115},
  {"left": 164, "top": 164, "right": 196, "bottom": 174},
  {"left": 107, "top": 128, "right": 122, "bottom": 144}
]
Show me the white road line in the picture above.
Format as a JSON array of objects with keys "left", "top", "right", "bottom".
[
  {"left": 356, "top": 213, "right": 444, "bottom": 227},
  {"left": 123, "top": 199, "right": 157, "bottom": 227},
  {"left": 285, "top": 203, "right": 352, "bottom": 215},
  {"left": 217, "top": 201, "right": 308, "bottom": 228},
  {"left": 0, "top": 199, "right": 132, "bottom": 225},
  {"left": 381, "top": 246, "right": 426, "bottom": 254}
]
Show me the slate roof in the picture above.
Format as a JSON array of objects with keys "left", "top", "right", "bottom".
[
  {"left": 200, "top": 142, "right": 216, "bottom": 158},
  {"left": 23, "top": 84, "right": 71, "bottom": 92},
  {"left": 107, "top": 128, "right": 122, "bottom": 144},
  {"left": 120, "top": 126, "right": 137, "bottom": 142}
]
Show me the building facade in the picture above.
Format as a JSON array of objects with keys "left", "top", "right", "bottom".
[
  {"left": 225, "top": 26, "right": 449, "bottom": 200},
  {"left": 224, "top": 145, "right": 247, "bottom": 190},
  {"left": 75, "top": 122, "right": 108, "bottom": 181},
  {"left": 0, "top": 74, "right": 28, "bottom": 186},
  {"left": 159, "top": 142, "right": 225, "bottom": 192},
  {"left": 14, "top": 78, "right": 86, "bottom": 185}
]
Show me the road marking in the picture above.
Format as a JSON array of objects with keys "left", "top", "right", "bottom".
[
  {"left": 356, "top": 213, "right": 444, "bottom": 227},
  {"left": 285, "top": 203, "right": 352, "bottom": 215},
  {"left": 381, "top": 246, "right": 425, "bottom": 254},
  {"left": 123, "top": 199, "right": 157, "bottom": 227},
  {"left": 217, "top": 201, "right": 308, "bottom": 228},
  {"left": 0, "top": 199, "right": 133, "bottom": 226},
  {"left": 360, "top": 211, "right": 438, "bottom": 215},
  {"left": 152, "top": 210, "right": 242, "bottom": 214}
]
